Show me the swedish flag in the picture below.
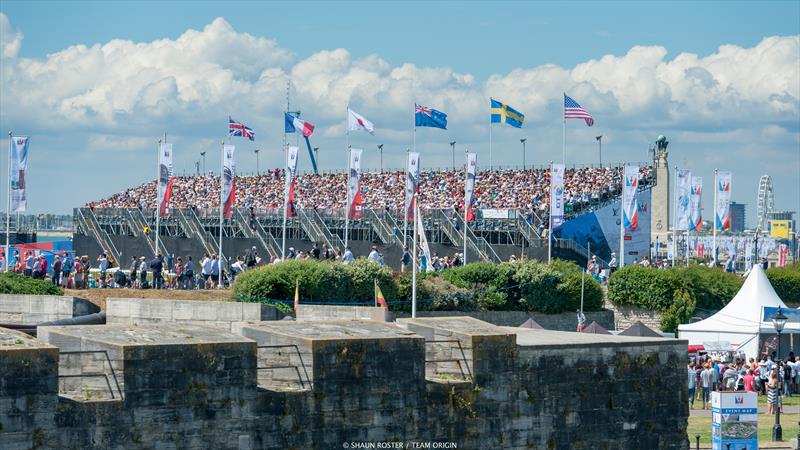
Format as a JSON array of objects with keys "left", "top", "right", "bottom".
[{"left": 490, "top": 99, "right": 524, "bottom": 128}]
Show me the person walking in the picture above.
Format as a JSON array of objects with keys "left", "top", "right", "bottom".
[
  {"left": 701, "top": 363, "right": 714, "bottom": 409},
  {"left": 688, "top": 362, "right": 696, "bottom": 408},
  {"left": 767, "top": 371, "right": 780, "bottom": 414}
]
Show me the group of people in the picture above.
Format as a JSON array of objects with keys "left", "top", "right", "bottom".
[
  {"left": 88, "top": 165, "right": 655, "bottom": 214},
  {"left": 688, "top": 353, "right": 800, "bottom": 414}
]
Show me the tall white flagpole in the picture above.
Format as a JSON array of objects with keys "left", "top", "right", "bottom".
[
  {"left": 5, "top": 132, "right": 11, "bottom": 272},
  {"left": 218, "top": 140, "right": 224, "bottom": 288},
  {"left": 671, "top": 165, "right": 678, "bottom": 266},
  {"left": 155, "top": 134, "right": 164, "bottom": 258},
  {"left": 489, "top": 98, "right": 493, "bottom": 169},
  {"left": 562, "top": 94, "right": 566, "bottom": 165},
  {"left": 712, "top": 168, "right": 718, "bottom": 267},
  {"left": 619, "top": 163, "right": 626, "bottom": 268},
  {"left": 344, "top": 104, "right": 350, "bottom": 251},
  {"left": 547, "top": 161, "right": 553, "bottom": 264},
  {"left": 463, "top": 151, "right": 468, "bottom": 265},
  {"left": 411, "top": 192, "right": 418, "bottom": 318}
]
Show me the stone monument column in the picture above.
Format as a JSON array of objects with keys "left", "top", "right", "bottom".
[{"left": 651, "top": 136, "right": 670, "bottom": 257}]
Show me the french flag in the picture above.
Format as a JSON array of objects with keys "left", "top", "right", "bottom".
[{"left": 285, "top": 113, "right": 315, "bottom": 137}]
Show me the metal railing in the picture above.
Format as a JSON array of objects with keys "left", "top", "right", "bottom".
[
  {"left": 58, "top": 350, "right": 123, "bottom": 400},
  {"left": 77, "top": 208, "right": 121, "bottom": 264},
  {"left": 424, "top": 339, "right": 473, "bottom": 382},
  {"left": 236, "top": 208, "right": 281, "bottom": 259},
  {"left": 256, "top": 344, "right": 313, "bottom": 390}
]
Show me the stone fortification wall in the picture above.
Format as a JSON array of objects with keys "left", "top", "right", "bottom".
[
  {"left": 395, "top": 309, "right": 615, "bottom": 331},
  {"left": 0, "top": 295, "right": 99, "bottom": 324},
  {"left": 0, "top": 317, "right": 688, "bottom": 450},
  {"left": 603, "top": 302, "right": 663, "bottom": 331}
]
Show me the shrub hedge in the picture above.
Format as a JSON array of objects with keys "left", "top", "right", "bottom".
[
  {"left": 232, "top": 257, "right": 603, "bottom": 314},
  {"left": 767, "top": 267, "right": 800, "bottom": 304},
  {"left": 0, "top": 272, "right": 63, "bottom": 296}
]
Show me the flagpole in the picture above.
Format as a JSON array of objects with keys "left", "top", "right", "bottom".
[
  {"left": 155, "top": 134, "right": 164, "bottom": 259},
  {"left": 218, "top": 140, "right": 224, "bottom": 288},
  {"left": 5, "top": 132, "right": 11, "bottom": 272},
  {"left": 411, "top": 191, "right": 418, "bottom": 318},
  {"left": 489, "top": 98, "right": 493, "bottom": 169},
  {"left": 562, "top": 93, "right": 566, "bottom": 165},
  {"left": 548, "top": 160, "right": 553, "bottom": 264},
  {"left": 345, "top": 104, "right": 350, "bottom": 252},
  {"left": 281, "top": 152, "right": 288, "bottom": 261},
  {"left": 713, "top": 168, "right": 718, "bottom": 267},
  {"left": 463, "top": 151, "right": 468, "bottom": 265},
  {"left": 619, "top": 163, "right": 626, "bottom": 268},
  {"left": 672, "top": 165, "right": 678, "bottom": 266},
  {"left": 580, "top": 241, "right": 589, "bottom": 316}
]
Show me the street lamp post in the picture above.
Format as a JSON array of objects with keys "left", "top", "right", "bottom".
[
  {"left": 200, "top": 152, "right": 206, "bottom": 174},
  {"left": 595, "top": 135, "right": 603, "bottom": 167},
  {"left": 450, "top": 141, "right": 456, "bottom": 170},
  {"left": 195, "top": 161, "right": 200, "bottom": 176},
  {"left": 254, "top": 149, "right": 260, "bottom": 175},
  {"left": 772, "top": 307, "right": 788, "bottom": 442},
  {"left": 520, "top": 138, "right": 527, "bottom": 170},
  {"left": 377, "top": 144, "right": 384, "bottom": 172}
]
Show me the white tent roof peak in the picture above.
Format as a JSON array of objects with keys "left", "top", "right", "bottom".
[{"left": 678, "top": 264, "right": 789, "bottom": 334}]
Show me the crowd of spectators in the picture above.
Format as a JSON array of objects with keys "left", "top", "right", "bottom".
[{"left": 89, "top": 166, "right": 654, "bottom": 214}]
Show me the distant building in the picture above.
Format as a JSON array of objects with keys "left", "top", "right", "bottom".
[{"left": 729, "top": 202, "right": 745, "bottom": 233}]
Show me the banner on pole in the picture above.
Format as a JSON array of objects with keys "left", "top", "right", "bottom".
[
  {"left": 716, "top": 171, "right": 732, "bottom": 231},
  {"left": 690, "top": 176, "right": 703, "bottom": 231},
  {"left": 348, "top": 149, "right": 363, "bottom": 220},
  {"left": 405, "top": 152, "right": 420, "bottom": 220},
  {"left": 675, "top": 169, "right": 692, "bottom": 230},
  {"left": 416, "top": 207, "right": 434, "bottom": 272},
  {"left": 465, "top": 153, "right": 477, "bottom": 222},
  {"left": 622, "top": 165, "right": 639, "bottom": 232},
  {"left": 222, "top": 145, "right": 236, "bottom": 219},
  {"left": 157, "top": 143, "right": 174, "bottom": 217},
  {"left": 550, "top": 163, "right": 565, "bottom": 230},
  {"left": 285, "top": 146, "right": 299, "bottom": 218},
  {"left": 10, "top": 136, "right": 29, "bottom": 213}
]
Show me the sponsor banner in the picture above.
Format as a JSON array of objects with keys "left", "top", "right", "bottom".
[
  {"left": 157, "top": 143, "right": 174, "bottom": 217},
  {"left": 348, "top": 149, "right": 363, "bottom": 220},
  {"left": 769, "top": 220, "right": 791, "bottom": 239},
  {"left": 481, "top": 209, "right": 511, "bottom": 219},
  {"left": 405, "top": 152, "right": 420, "bottom": 220},
  {"left": 222, "top": 145, "right": 236, "bottom": 218},
  {"left": 556, "top": 190, "right": 651, "bottom": 266},
  {"left": 10, "top": 136, "right": 29, "bottom": 212},
  {"left": 465, "top": 153, "right": 477, "bottom": 222},
  {"left": 416, "top": 206, "right": 434, "bottom": 272},
  {"left": 691, "top": 176, "right": 703, "bottom": 231},
  {"left": 676, "top": 169, "right": 692, "bottom": 230},
  {"left": 550, "top": 163, "right": 565, "bottom": 229},
  {"left": 285, "top": 146, "right": 299, "bottom": 218},
  {"left": 716, "top": 171, "right": 732, "bottom": 231},
  {"left": 622, "top": 165, "right": 639, "bottom": 231}
]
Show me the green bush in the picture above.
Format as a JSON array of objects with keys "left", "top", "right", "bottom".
[
  {"left": 442, "top": 261, "right": 517, "bottom": 310},
  {"left": 555, "top": 272, "right": 604, "bottom": 312},
  {"left": 608, "top": 265, "right": 742, "bottom": 312},
  {"left": 0, "top": 272, "right": 63, "bottom": 296},
  {"left": 767, "top": 268, "right": 800, "bottom": 304},
  {"left": 660, "top": 289, "right": 696, "bottom": 334}
]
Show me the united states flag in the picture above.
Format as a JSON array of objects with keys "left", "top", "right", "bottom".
[
  {"left": 229, "top": 117, "right": 255, "bottom": 141},
  {"left": 564, "top": 94, "right": 594, "bottom": 127}
]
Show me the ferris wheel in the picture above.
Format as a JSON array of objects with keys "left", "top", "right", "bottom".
[{"left": 756, "top": 174, "right": 774, "bottom": 231}]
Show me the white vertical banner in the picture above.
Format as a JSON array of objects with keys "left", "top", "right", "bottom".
[
  {"left": 690, "top": 176, "right": 703, "bottom": 231},
  {"left": 464, "top": 152, "right": 477, "bottom": 221},
  {"left": 416, "top": 208, "right": 434, "bottom": 272},
  {"left": 675, "top": 169, "right": 692, "bottom": 230},
  {"left": 405, "top": 152, "right": 420, "bottom": 220},
  {"left": 157, "top": 143, "right": 174, "bottom": 217},
  {"left": 716, "top": 171, "right": 732, "bottom": 231},
  {"left": 745, "top": 239, "right": 753, "bottom": 270},
  {"left": 622, "top": 165, "right": 640, "bottom": 231},
  {"left": 10, "top": 136, "right": 29, "bottom": 213},
  {"left": 550, "top": 163, "right": 565, "bottom": 229},
  {"left": 284, "top": 146, "right": 299, "bottom": 217},
  {"left": 221, "top": 144, "right": 236, "bottom": 218},
  {"left": 348, "top": 148, "right": 363, "bottom": 220}
]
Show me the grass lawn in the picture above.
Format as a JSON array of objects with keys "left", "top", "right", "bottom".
[{"left": 688, "top": 393, "right": 800, "bottom": 446}]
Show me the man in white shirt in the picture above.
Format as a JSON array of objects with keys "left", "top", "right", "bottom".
[
  {"left": 368, "top": 246, "right": 381, "bottom": 264},
  {"left": 342, "top": 247, "right": 355, "bottom": 264},
  {"left": 200, "top": 254, "right": 212, "bottom": 289}
]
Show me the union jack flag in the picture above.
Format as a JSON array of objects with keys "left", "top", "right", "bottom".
[{"left": 229, "top": 117, "right": 255, "bottom": 141}]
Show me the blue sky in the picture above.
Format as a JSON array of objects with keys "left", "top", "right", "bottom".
[{"left": 0, "top": 1, "right": 798, "bottom": 221}]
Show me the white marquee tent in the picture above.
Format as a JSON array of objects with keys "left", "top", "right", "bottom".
[{"left": 678, "top": 264, "right": 799, "bottom": 359}]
